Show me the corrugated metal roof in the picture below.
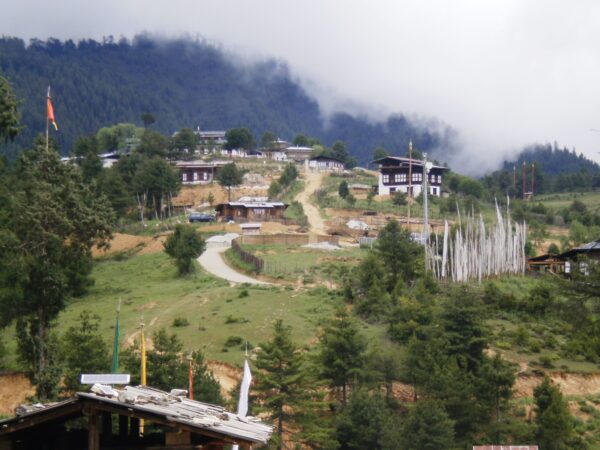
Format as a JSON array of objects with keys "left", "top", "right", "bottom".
[
  {"left": 78, "top": 385, "right": 272, "bottom": 444},
  {"left": 0, "top": 386, "right": 272, "bottom": 445}
]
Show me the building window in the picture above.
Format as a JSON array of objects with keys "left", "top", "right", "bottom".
[
  {"left": 412, "top": 172, "right": 422, "bottom": 182},
  {"left": 193, "top": 172, "right": 199, "bottom": 181},
  {"left": 400, "top": 173, "right": 407, "bottom": 182},
  {"left": 182, "top": 173, "right": 187, "bottom": 182},
  {"left": 383, "top": 174, "right": 390, "bottom": 183},
  {"left": 203, "top": 171, "right": 208, "bottom": 180},
  {"left": 394, "top": 173, "right": 402, "bottom": 183},
  {"left": 432, "top": 187, "right": 438, "bottom": 195},
  {"left": 438, "top": 175, "right": 442, "bottom": 183}
]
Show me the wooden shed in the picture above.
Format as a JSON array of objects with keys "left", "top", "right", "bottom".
[{"left": 0, "top": 385, "right": 272, "bottom": 450}]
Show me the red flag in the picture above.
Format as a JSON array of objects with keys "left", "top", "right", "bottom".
[{"left": 47, "top": 87, "right": 58, "bottom": 131}]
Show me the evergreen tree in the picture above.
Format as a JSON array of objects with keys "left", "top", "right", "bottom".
[
  {"left": 224, "top": 128, "right": 255, "bottom": 150},
  {"left": 217, "top": 162, "right": 244, "bottom": 202},
  {"left": 374, "top": 219, "right": 423, "bottom": 291},
  {"left": 317, "top": 307, "right": 367, "bottom": 405},
  {"left": 399, "top": 399, "right": 455, "bottom": 450},
  {"left": 0, "top": 76, "right": 20, "bottom": 142},
  {"left": 132, "top": 156, "right": 180, "bottom": 216},
  {"left": 254, "top": 320, "right": 310, "bottom": 450},
  {"left": 336, "top": 389, "right": 391, "bottom": 450},
  {"left": 534, "top": 377, "right": 575, "bottom": 450},
  {"left": 122, "top": 328, "right": 223, "bottom": 404},
  {"left": 61, "top": 311, "right": 110, "bottom": 393},
  {"left": 72, "top": 134, "right": 103, "bottom": 183},
  {"left": 163, "top": 224, "right": 206, "bottom": 275},
  {"left": 338, "top": 180, "right": 349, "bottom": 199},
  {"left": 0, "top": 140, "right": 113, "bottom": 399}
]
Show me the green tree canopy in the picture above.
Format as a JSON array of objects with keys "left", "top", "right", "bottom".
[
  {"left": 0, "top": 76, "right": 21, "bottom": 142},
  {"left": 217, "top": 162, "right": 244, "bottom": 201},
  {"left": 224, "top": 127, "right": 255, "bottom": 150},
  {"left": 399, "top": 399, "right": 455, "bottom": 450},
  {"left": 534, "top": 377, "right": 575, "bottom": 450},
  {"left": 338, "top": 180, "right": 349, "bottom": 199},
  {"left": 61, "top": 311, "right": 110, "bottom": 394},
  {"left": 261, "top": 131, "right": 276, "bottom": 149},
  {"left": 254, "top": 320, "right": 310, "bottom": 450},
  {"left": 0, "top": 141, "right": 113, "bottom": 399},
  {"left": 374, "top": 219, "right": 423, "bottom": 291},
  {"left": 317, "top": 307, "right": 367, "bottom": 405},
  {"left": 163, "top": 224, "right": 206, "bottom": 275}
]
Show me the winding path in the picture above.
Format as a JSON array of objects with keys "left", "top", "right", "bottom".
[
  {"left": 295, "top": 171, "right": 327, "bottom": 235},
  {"left": 198, "top": 247, "right": 270, "bottom": 285}
]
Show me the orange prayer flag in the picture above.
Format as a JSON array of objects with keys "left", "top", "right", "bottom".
[{"left": 47, "top": 86, "right": 58, "bottom": 131}]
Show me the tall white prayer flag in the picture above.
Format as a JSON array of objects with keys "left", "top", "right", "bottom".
[{"left": 233, "top": 359, "right": 252, "bottom": 450}]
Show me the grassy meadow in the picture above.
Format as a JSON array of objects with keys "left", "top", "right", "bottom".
[{"left": 50, "top": 251, "right": 387, "bottom": 368}]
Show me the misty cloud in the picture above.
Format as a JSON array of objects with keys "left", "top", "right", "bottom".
[{"left": 1, "top": 0, "right": 600, "bottom": 173}]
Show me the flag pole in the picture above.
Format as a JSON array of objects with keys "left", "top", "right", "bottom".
[
  {"left": 45, "top": 86, "right": 50, "bottom": 152},
  {"left": 111, "top": 298, "right": 121, "bottom": 373},
  {"left": 140, "top": 316, "right": 146, "bottom": 436},
  {"left": 187, "top": 352, "right": 194, "bottom": 400}
]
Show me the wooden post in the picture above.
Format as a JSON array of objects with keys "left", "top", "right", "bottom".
[{"left": 88, "top": 412, "right": 100, "bottom": 450}]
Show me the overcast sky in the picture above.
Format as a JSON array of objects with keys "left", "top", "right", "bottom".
[{"left": 2, "top": 0, "right": 600, "bottom": 170}]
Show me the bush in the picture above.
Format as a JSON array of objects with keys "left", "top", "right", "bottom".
[
  {"left": 224, "top": 336, "right": 243, "bottom": 347},
  {"left": 238, "top": 289, "right": 249, "bottom": 298},
  {"left": 225, "top": 315, "right": 249, "bottom": 324},
  {"left": 392, "top": 191, "right": 407, "bottom": 206},
  {"left": 172, "top": 317, "right": 190, "bottom": 327},
  {"left": 163, "top": 224, "right": 206, "bottom": 275}
]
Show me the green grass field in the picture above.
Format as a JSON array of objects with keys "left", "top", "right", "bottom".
[
  {"left": 239, "top": 243, "right": 365, "bottom": 282},
  {"left": 49, "top": 251, "right": 386, "bottom": 367}
]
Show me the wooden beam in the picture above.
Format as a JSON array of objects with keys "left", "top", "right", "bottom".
[{"left": 88, "top": 412, "right": 100, "bottom": 450}]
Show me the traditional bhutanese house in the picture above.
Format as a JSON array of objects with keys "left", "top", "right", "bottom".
[
  {"left": 195, "top": 129, "right": 227, "bottom": 154},
  {"left": 284, "top": 146, "right": 313, "bottom": 162},
  {"left": 215, "top": 197, "right": 288, "bottom": 222},
  {"left": 372, "top": 156, "right": 448, "bottom": 197},
  {"left": 0, "top": 384, "right": 272, "bottom": 450},
  {"left": 527, "top": 253, "right": 566, "bottom": 274},
  {"left": 174, "top": 160, "right": 229, "bottom": 185},
  {"left": 559, "top": 238, "right": 600, "bottom": 262},
  {"left": 261, "top": 139, "right": 291, "bottom": 161},
  {"left": 308, "top": 155, "right": 345, "bottom": 172}
]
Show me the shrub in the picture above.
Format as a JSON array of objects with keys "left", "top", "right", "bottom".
[
  {"left": 238, "top": 289, "right": 249, "bottom": 298},
  {"left": 172, "top": 317, "right": 190, "bottom": 327},
  {"left": 225, "top": 315, "right": 248, "bottom": 324},
  {"left": 224, "top": 336, "right": 243, "bottom": 347}
]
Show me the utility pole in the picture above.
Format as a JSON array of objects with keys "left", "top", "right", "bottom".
[
  {"left": 408, "top": 140, "right": 413, "bottom": 226},
  {"left": 531, "top": 163, "right": 535, "bottom": 199},
  {"left": 423, "top": 152, "right": 429, "bottom": 244},
  {"left": 522, "top": 161, "right": 526, "bottom": 200}
]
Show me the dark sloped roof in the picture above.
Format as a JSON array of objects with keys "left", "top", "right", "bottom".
[
  {"left": 0, "top": 385, "right": 272, "bottom": 445},
  {"left": 559, "top": 239, "right": 600, "bottom": 259},
  {"left": 371, "top": 156, "right": 448, "bottom": 170}
]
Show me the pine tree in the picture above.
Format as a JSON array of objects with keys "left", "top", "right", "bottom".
[
  {"left": 534, "top": 377, "right": 574, "bottom": 450},
  {"left": 254, "top": 320, "right": 310, "bottom": 450},
  {"left": 61, "top": 311, "right": 110, "bottom": 393},
  {"left": 399, "top": 400, "right": 455, "bottom": 450},
  {"left": 318, "top": 307, "right": 367, "bottom": 405}
]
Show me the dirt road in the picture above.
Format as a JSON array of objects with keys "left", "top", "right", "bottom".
[
  {"left": 198, "top": 247, "right": 270, "bottom": 285},
  {"left": 295, "top": 171, "right": 327, "bottom": 235}
]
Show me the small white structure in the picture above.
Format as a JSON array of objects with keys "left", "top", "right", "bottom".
[
  {"left": 240, "top": 223, "right": 262, "bottom": 235},
  {"left": 309, "top": 155, "right": 344, "bottom": 172}
]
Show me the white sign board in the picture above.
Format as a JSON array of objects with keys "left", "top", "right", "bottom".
[{"left": 80, "top": 374, "right": 131, "bottom": 385}]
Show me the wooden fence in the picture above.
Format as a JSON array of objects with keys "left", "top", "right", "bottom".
[{"left": 231, "top": 238, "right": 264, "bottom": 272}]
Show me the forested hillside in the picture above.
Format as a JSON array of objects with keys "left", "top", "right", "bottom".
[
  {"left": 483, "top": 143, "right": 600, "bottom": 195},
  {"left": 0, "top": 35, "right": 450, "bottom": 162}
]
